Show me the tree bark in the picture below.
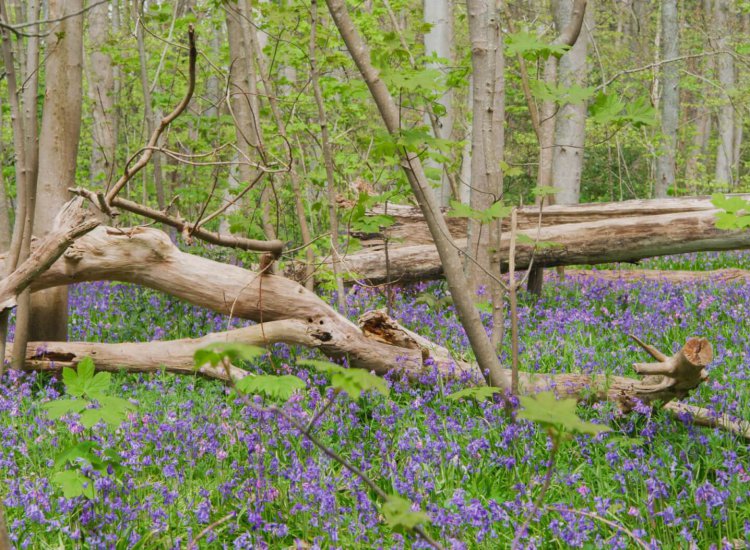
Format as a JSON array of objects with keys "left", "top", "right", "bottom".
[
  {"left": 424, "top": 0, "right": 455, "bottom": 207},
  {"left": 654, "top": 0, "right": 679, "bottom": 198},
  {"left": 551, "top": 0, "right": 591, "bottom": 205},
  {"left": 465, "top": 0, "right": 504, "bottom": 299},
  {"left": 350, "top": 196, "right": 747, "bottom": 249},
  {"left": 713, "top": 0, "right": 735, "bottom": 187},
  {"left": 303, "top": 208, "right": 750, "bottom": 283},
  {"left": 88, "top": 0, "right": 116, "bottom": 192},
  {"left": 29, "top": 0, "right": 83, "bottom": 343}
]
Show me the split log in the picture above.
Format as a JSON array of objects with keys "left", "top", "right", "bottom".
[
  {"left": 304, "top": 210, "right": 750, "bottom": 284},
  {"left": 354, "top": 196, "right": 750, "bottom": 249}
]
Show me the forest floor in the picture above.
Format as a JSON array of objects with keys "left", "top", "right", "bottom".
[{"left": 1, "top": 251, "right": 749, "bottom": 549}]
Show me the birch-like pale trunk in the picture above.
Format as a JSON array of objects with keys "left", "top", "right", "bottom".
[
  {"left": 424, "top": 0, "right": 455, "bottom": 207},
  {"left": 713, "top": 0, "right": 735, "bottom": 187},
  {"left": 551, "top": 0, "right": 591, "bottom": 205},
  {"left": 466, "top": 0, "right": 504, "bottom": 297},
  {"left": 324, "top": 0, "right": 507, "bottom": 389},
  {"left": 225, "top": 2, "right": 275, "bottom": 240},
  {"left": 88, "top": 0, "right": 116, "bottom": 192},
  {"left": 30, "top": 0, "right": 84, "bottom": 343},
  {"left": 654, "top": 0, "right": 679, "bottom": 198}
]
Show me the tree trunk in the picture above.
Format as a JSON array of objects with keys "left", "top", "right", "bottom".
[
  {"left": 713, "top": 0, "right": 735, "bottom": 188},
  {"left": 30, "top": 0, "right": 84, "bottom": 343},
  {"left": 465, "top": 0, "right": 504, "bottom": 297},
  {"left": 551, "top": 0, "right": 591, "bottom": 205},
  {"left": 654, "top": 0, "right": 679, "bottom": 198},
  {"left": 424, "top": 0, "right": 455, "bottom": 207},
  {"left": 225, "top": 1, "right": 274, "bottom": 241},
  {"left": 350, "top": 196, "right": 743, "bottom": 248},
  {"left": 88, "top": 0, "right": 116, "bottom": 192},
  {"left": 303, "top": 205, "right": 750, "bottom": 283}
]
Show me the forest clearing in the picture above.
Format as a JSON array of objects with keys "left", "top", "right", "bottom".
[{"left": 1, "top": 0, "right": 749, "bottom": 548}]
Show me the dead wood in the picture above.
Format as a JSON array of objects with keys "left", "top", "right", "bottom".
[
  {"left": 298, "top": 209, "right": 750, "bottom": 284},
  {"left": 5, "top": 224, "right": 742, "bottom": 438},
  {"left": 567, "top": 268, "right": 750, "bottom": 284},
  {"left": 0, "top": 197, "right": 99, "bottom": 312}
]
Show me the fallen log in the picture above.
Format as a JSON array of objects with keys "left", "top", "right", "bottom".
[
  {"left": 566, "top": 268, "right": 750, "bottom": 284},
  {"left": 4, "top": 224, "right": 741, "bottom": 437},
  {"left": 304, "top": 210, "right": 750, "bottom": 284},
  {"left": 354, "top": 196, "right": 750, "bottom": 249}
]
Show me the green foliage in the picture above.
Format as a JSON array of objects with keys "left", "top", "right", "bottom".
[
  {"left": 349, "top": 192, "right": 397, "bottom": 233},
  {"left": 299, "top": 359, "right": 390, "bottom": 400},
  {"left": 447, "top": 386, "right": 504, "bottom": 402},
  {"left": 588, "top": 92, "right": 656, "bottom": 129},
  {"left": 446, "top": 199, "right": 512, "bottom": 224},
  {"left": 381, "top": 494, "right": 431, "bottom": 532},
  {"left": 711, "top": 194, "right": 750, "bottom": 229},
  {"left": 505, "top": 30, "right": 570, "bottom": 60},
  {"left": 235, "top": 374, "right": 306, "bottom": 402},
  {"left": 193, "top": 343, "right": 266, "bottom": 368},
  {"left": 41, "top": 358, "right": 134, "bottom": 499},
  {"left": 518, "top": 391, "right": 610, "bottom": 439}
]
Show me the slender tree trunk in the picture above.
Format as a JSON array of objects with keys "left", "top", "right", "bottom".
[
  {"left": 225, "top": 1, "right": 276, "bottom": 241},
  {"left": 88, "top": 0, "right": 116, "bottom": 192},
  {"left": 29, "top": 0, "right": 84, "bottom": 343},
  {"left": 0, "top": 97, "right": 10, "bottom": 253},
  {"left": 551, "top": 0, "right": 591, "bottom": 205},
  {"left": 310, "top": 0, "right": 346, "bottom": 311},
  {"left": 466, "top": 0, "right": 504, "bottom": 297},
  {"left": 424, "top": 0, "right": 455, "bottom": 207},
  {"left": 654, "top": 0, "right": 679, "bottom": 198},
  {"left": 325, "top": 0, "right": 507, "bottom": 389},
  {"left": 713, "top": 0, "right": 735, "bottom": 188},
  {"left": 135, "top": 6, "right": 166, "bottom": 213}
]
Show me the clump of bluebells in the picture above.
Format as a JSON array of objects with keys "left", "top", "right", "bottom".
[{"left": 1, "top": 251, "right": 749, "bottom": 548}]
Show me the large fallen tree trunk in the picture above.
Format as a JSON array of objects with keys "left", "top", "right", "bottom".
[
  {"left": 1, "top": 224, "right": 735, "bottom": 429},
  {"left": 353, "top": 196, "right": 750, "bottom": 249},
  {"left": 567, "top": 268, "right": 750, "bottom": 284},
  {"left": 305, "top": 209, "right": 750, "bottom": 284}
]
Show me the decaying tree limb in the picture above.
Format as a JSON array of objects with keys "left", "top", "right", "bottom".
[
  {"left": 300, "top": 209, "right": 750, "bottom": 284},
  {"left": 568, "top": 268, "right": 750, "bottom": 284},
  {"left": 354, "top": 196, "right": 750, "bottom": 249},
  {"left": 0, "top": 197, "right": 99, "bottom": 312}
]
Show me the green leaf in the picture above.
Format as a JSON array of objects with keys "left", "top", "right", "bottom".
[
  {"left": 447, "top": 386, "right": 503, "bottom": 402},
  {"left": 41, "top": 399, "right": 88, "bottom": 420},
  {"left": 300, "top": 359, "right": 390, "bottom": 400},
  {"left": 77, "top": 357, "right": 96, "bottom": 382},
  {"left": 711, "top": 193, "right": 750, "bottom": 214},
  {"left": 194, "top": 343, "right": 266, "bottom": 368},
  {"left": 62, "top": 367, "right": 84, "bottom": 397},
  {"left": 80, "top": 409, "right": 106, "bottom": 429},
  {"left": 235, "top": 374, "right": 306, "bottom": 401},
  {"left": 505, "top": 30, "right": 569, "bottom": 60},
  {"left": 85, "top": 371, "right": 111, "bottom": 398},
  {"left": 446, "top": 200, "right": 511, "bottom": 224},
  {"left": 53, "top": 441, "right": 99, "bottom": 469},
  {"left": 382, "top": 495, "right": 430, "bottom": 531},
  {"left": 52, "top": 470, "right": 96, "bottom": 499},
  {"left": 518, "top": 391, "right": 610, "bottom": 437}
]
